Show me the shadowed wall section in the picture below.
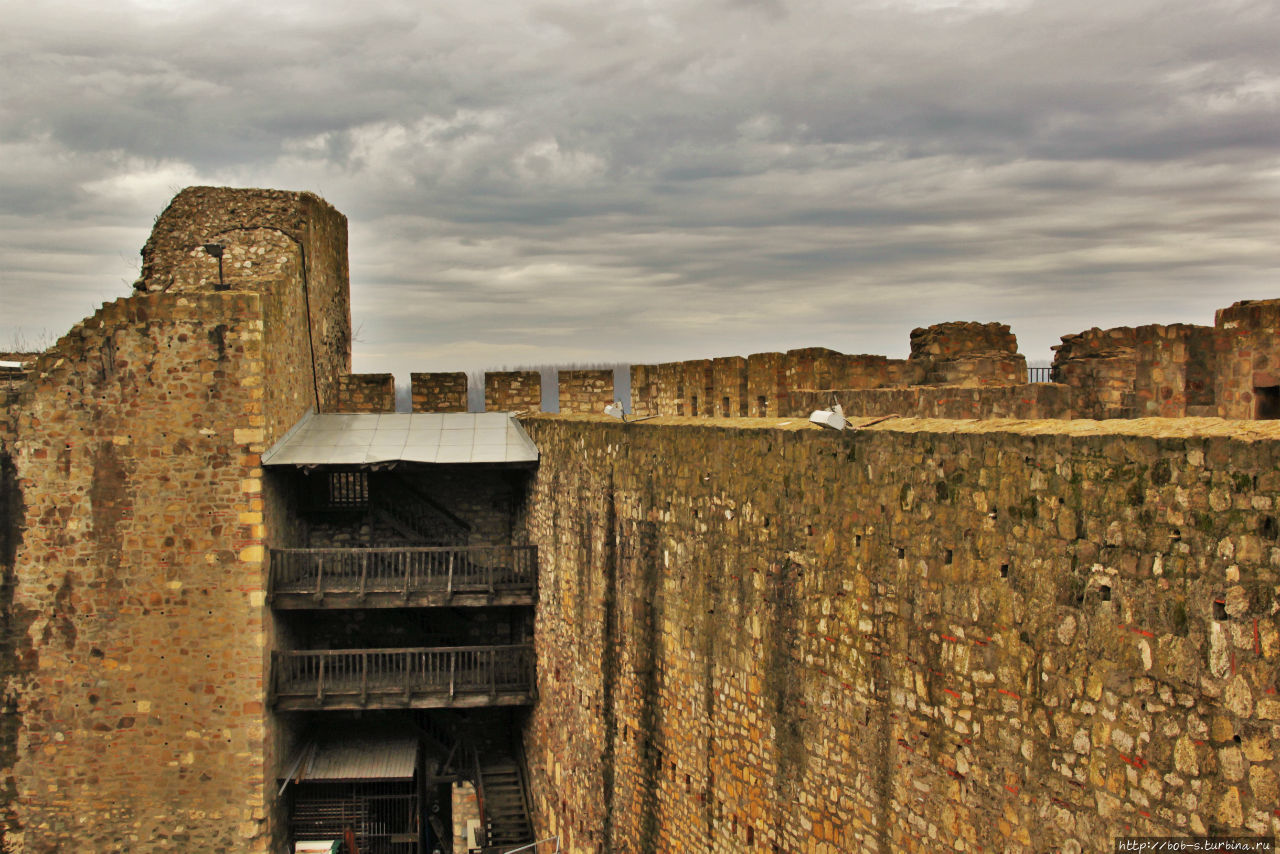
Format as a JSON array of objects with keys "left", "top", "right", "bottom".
[{"left": 522, "top": 415, "right": 1280, "bottom": 853}]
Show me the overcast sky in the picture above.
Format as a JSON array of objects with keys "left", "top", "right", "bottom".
[{"left": 2, "top": 0, "right": 1278, "bottom": 378}]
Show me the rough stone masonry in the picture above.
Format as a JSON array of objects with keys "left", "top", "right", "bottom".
[
  {"left": 0, "top": 188, "right": 351, "bottom": 852},
  {"left": 522, "top": 415, "right": 1280, "bottom": 853}
]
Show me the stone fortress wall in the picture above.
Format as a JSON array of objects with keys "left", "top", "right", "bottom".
[
  {"left": 0, "top": 187, "right": 351, "bottom": 851},
  {"left": 629, "top": 311, "right": 1280, "bottom": 424},
  {"left": 521, "top": 415, "right": 1280, "bottom": 853},
  {"left": 405, "top": 302, "right": 1280, "bottom": 424},
  {"left": 0, "top": 186, "right": 1277, "bottom": 852},
  {"left": 335, "top": 372, "right": 396, "bottom": 413},
  {"left": 411, "top": 371, "right": 468, "bottom": 413}
]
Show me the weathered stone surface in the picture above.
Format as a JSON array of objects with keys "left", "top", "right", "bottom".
[
  {"left": 908, "top": 321, "right": 1025, "bottom": 386},
  {"left": 558, "top": 370, "right": 613, "bottom": 415},
  {"left": 335, "top": 372, "right": 395, "bottom": 412},
  {"left": 486, "top": 371, "right": 542, "bottom": 412},
  {"left": 631, "top": 302, "right": 1280, "bottom": 423},
  {"left": 631, "top": 323, "right": 1027, "bottom": 419},
  {"left": 521, "top": 414, "right": 1280, "bottom": 853},
  {"left": 411, "top": 371, "right": 467, "bottom": 412},
  {"left": 0, "top": 187, "right": 351, "bottom": 852}
]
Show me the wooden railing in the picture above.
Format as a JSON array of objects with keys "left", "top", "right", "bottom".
[
  {"left": 268, "top": 545, "right": 537, "bottom": 605},
  {"left": 271, "top": 644, "right": 535, "bottom": 710}
]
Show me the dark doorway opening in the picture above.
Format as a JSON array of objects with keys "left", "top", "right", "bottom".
[{"left": 1255, "top": 386, "right": 1280, "bottom": 419}]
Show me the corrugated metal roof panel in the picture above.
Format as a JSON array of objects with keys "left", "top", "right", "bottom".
[
  {"left": 297, "top": 736, "right": 418, "bottom": 782},
  {"left": 261, "top": 412, "right": 538, "bottom": 466}
]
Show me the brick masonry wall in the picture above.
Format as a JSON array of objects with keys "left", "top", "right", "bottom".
[
  {"left": 626, "top": 306, "right": 1280, "bottom": 423},
  {"left": 842, "top": 354, "right": 909, "bottom": 389},
  {"left": 711, "top": 357, "right": 747, "bottom": 417},
  {"left": 1215, "top": 300, "right": 1280, "bottom": 420},
  {"left": 0, "top": 389, "right": 18, "bottom": 448},
  {"left": 909, "top": 322, "right": 1025, "bottom": 386},
  {"left": 336, "top": 373, "right": 396, "bottom": 413},
  {"left": 559, "top": 370, "right": 614, "bottom": 415},
  {"left": 1053, "top": 325, "right": 1207, "bottom": 419},
  {"left": 654, "top": 362, "right": 686, "bottom": 416},
  {"left": 0, "top": 186, "right": 352, "bottom": 852},
  {"left": 681, "top": 360, "right": 712, "bottom": 417},
  {"left": 747, "top": 352, "right": 786, "bottom": 417},
  {"left": 631, "top": 324, "right": 1023, "bottom": 419},
  {"left": 453, "top": 781, "right": 480, "bottom": 852},
  {"left": 909, "top": 321, "right": 1019, "bottom": 360},
  {"left": 412, "top": 371, "right": 468, "bottom": 412},
  {"left": 629, "top": 366, "right": 656, "bottom": 418},
  {"left": 486, "top": 371, "right": 542, "bottom": 412},
  {"left": 521, "top": 414, "right": 1280, "bottom": 853},
  {"left": 783, "top": 347, "right": 842, "bottom": 391},
  {"left": 787, "top": 382, "right": 1076, "bottom": 420},
  {"left": 923, "top": 352, "right": 1029, "bottom": 387},
  {"left": 138, "top": 186, "right": 352, "bottom": 412},
  {"left": 4, "top": 293, "right": 277, "bottom": 851}
]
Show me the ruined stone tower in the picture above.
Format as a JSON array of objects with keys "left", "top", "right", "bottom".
[{"left": 0, "top": 187, "right": 351, "bottom": 850}]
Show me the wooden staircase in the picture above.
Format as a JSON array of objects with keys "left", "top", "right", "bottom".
[
  {"left": 477, "top": 754, "right": 533, "bottom": 852},
  {"left": 377, "top": 475, "right": 471, "bottom": 546}
]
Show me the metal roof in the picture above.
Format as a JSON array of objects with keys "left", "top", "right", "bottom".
[
  {"left": 286, "top": 736, "right": 419, "bottom": 783},
  {"left": 261, "top": 412, "right": 538, "bottom": 467}
]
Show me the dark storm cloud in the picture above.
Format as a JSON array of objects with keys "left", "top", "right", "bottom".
[{"left": 1, "top": 0, "right": 1278, "bottom": 371}]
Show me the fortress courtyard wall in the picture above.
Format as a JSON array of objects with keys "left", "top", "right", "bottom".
[
  {"left": 3, "top": 293, "right": 277, "bottom": 850},
  {"left": 521, "top": 414, "right": 1280, "bottom": 853},
  {"left": 0, "top": 187, "right": 351, "bottom": 851}
]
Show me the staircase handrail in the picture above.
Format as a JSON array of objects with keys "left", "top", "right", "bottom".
[{"left": 388, "top": 473, "right": 474, "bottom": 531}]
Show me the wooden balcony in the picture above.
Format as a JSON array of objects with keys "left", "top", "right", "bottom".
[
  {"left": 268, "top": 545, "right": 537, "bottom": 609},
  {"left": 271, "top": 644, "right": 535, "bottom": 711}
]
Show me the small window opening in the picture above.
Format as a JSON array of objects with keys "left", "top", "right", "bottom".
[
  {"left": 944, "top": 549, "right": 953, "bottom": 565},
  {"left": 722, "top": 396, "right": 730, "bottom": 417},
  {"left": 691, "top": 395, "right": 699, "bottom": 417},
  {"left": 757, "top": 395, "right": 768, "bottom": 416},
  {"left": 896, "top": 547, "right": 905, "bottom": 559},
  {"left": 1256, "top": 386, "right": 1280, "bottom": 419},
  {"left": 1099, "top": 584, "right": 1111, "bottom": 602},
  {"left": 854, "top": 534, "right": 862, "bottom": 547},
  {"left": 1212, "top": 598, "right": 1228, "bottom": 620},
  {"left": 1000, "top": 563, "right": 1010, "bottom": 579}
]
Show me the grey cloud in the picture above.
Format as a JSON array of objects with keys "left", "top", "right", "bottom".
[{"left": 1, "top": 0, "right": 1278, "bottom": 374}]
